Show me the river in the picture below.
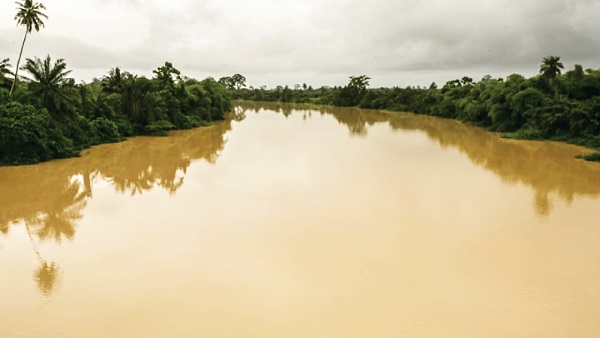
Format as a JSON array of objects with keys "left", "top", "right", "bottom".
[{"left": 1, "top": 101, "right": 600, "bottom": 337}]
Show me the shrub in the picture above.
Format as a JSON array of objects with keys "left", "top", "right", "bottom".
[
  {"left": 91, "top": 117, "right": 122, "bottom": 143},
  {"left": 0, "top": 102, "right": 75, "bottom": 165},
  {"left": 145, "top": 120, "right": 176, "bottom": 136}
]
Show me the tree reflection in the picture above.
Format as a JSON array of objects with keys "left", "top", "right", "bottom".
[
  {"left": 243, "top": 101, "right": 600, "bottom": 217},
  {"left": 0, "top": 116, "right": 236, "bottom": 296},
  {"left": 32, "top": 180, "right": 86, "bottom": 242},
  {"left": 24, "top": 222, "right": 61, "bottom": 297},
  {"left": 35, "top": 261, "right": 59, "bottom": 297}
]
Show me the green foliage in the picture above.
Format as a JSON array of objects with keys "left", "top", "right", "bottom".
[
  {"left": 540, "top": 55, "right": 564, "bottom": 80},
  {"left": 333, "top": 75, "right": 370, "bottom": 107},
  {"left": 15, "top": 0, "right": 47, "bottom": 33},
  {"left": 231, "top": 56, "right": 600, "bottom": 162},
  {"left": 145, "top": 120, "right": 176, "bottom": 136},
  {"left": 90, "top": 117, "right": 122, "bottom": 143},
  {"left": 21, "top": 55, "right": 75, "bottom": 117},
  {"left": 0, "top": 102, "right": 75, "bottom": 165},
  {"left": 0, "top": 58, "right": 12, "bottom": 89},
  {"left": 199, "top": 77, "right": 231, "bottom": 120},
  {"left": 0, "top": 57, "right": 232, "bottom": 166},
  {"left": 580, "top": 152, "right": 600, "bottom": 162},
  {"left": 219, "top": 74, "right": 246, "bottom": 90}
]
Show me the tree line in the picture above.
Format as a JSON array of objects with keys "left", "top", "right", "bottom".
[
  {"left": 228, "top": 58, "right": 600, "bottom": 162},
  {"left": 0, "top": 1, "right": 232, "bottom": 166}
]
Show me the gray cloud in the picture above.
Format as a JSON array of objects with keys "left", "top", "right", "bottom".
[{"left": 0, "top": 0, "right": 599, "bottom": 87}]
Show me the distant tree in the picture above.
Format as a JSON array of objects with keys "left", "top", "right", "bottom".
[
  {"left": 348, "top": 75, "right": 370, "bottom": 93},
  {"left": 480, "top": 75, "right": 493, "bottom": 83},
  {"left": 539, "top": 55, "right": 564, "bottom": 80},
  {"left": 10, "top": 0, "right": 48, "bottom": 96},
  {"left": 281, "top": 85, "right": 292, "bottom": 102},
  {"left": 231, "top": 74, "right": 246, "bottom": 90},
  {"left": 444, "top": 79, "right": 462, "bottom": 89},
  {"left": 568, "top": 64, "right": 585, "bottom": 83},
  {"left": 218, "top": 76, "right": 235, "bottom": 90},
  {"left": 333, "top": 75, "right": 370, "bottom": 107},
  {"left": 153, "top": 62, "right": 181, "bottom": 90},
  {"left": 540, "top": 55, "right": 564, "bottom": 98},
  {"left": 101, "top": 67, "right": 128, "bottom": 94}
]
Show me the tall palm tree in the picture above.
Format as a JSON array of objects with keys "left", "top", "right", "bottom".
[
  {"left": 10, "top": 0, "right": 48, "bottom": 97},
  {"left": 539, "top": 55, "right": 564, "bottom": 98},
  {"left": 21, "top": 55, "right": 74, "bottom": 115}
]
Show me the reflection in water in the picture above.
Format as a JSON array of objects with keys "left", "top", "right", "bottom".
[
  {"left": 0, "top": 117, "right": 235, "bottom": 296},
  {"left": 241, "top": 101, "right": 600, "bottom": 216},
  {"left": 1, "top": 102, "right": 600, "bottom": 337},
  {"left": 35, "top": 262, "right": 59, "bottom": 297}
]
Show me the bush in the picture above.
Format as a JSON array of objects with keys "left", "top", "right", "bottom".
[
  {"left": 145, "top": 120, "right": 176, "bottom": 136},
  {"left": 91, "top": 117, "right": 122, "bottom": 143},
  {"left": 577, "top": 151, "right": 600, "bottom": 162},
  {"left": 0, "top": 102, "right": 75, "bottom": 165}
]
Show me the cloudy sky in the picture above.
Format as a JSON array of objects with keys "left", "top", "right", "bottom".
[{"left": 1, "top": 0, "right": 599, "bottom": 88}]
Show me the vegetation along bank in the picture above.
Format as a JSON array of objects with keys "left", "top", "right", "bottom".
[{"left": 224, "top": 56, "right": 600, "bottom": 162}]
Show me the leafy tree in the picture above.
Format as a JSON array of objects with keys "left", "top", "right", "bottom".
[
  {"left": 218, "top": 74, "right": 247, "bottom": 91},
  {"left": 333, "top": 75, "right": 370, "bottom": 107},
  {"left": 199, "top": 77, "right": 231, "bottom": 120},
  {"left": 231, "top": 74, "right": 247, "bottom": 90},
  {"left": 218, "top": 76, "right": 235, "bottom": 90},
  {"left": 153, "top": 62, "right": 181, "bottom": 90},
  {"left": 21, "top": 55, "right": 75, "bottom": 117},
  {"left": 10, "top": 0, "right": 48, "bottom": 96},
  {"left": 461, "top": 76, "right": 474, "bottom": 85},
  {"left": 349, "top": 75, "right": 370, "bottom": 93}
]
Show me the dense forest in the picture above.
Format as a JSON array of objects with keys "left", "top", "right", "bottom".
[
  {"left": 0, "top": 1, "right": 231, "bottom": 166},
  {"left": 0, "top": 58, "right": 231, "bottom": 166},
  {"left": 226, "top": 57, "right": 600, "bottom": 162}
]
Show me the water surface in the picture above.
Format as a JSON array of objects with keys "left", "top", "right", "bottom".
[{"left": 1, "top": 102, "right": 600, "bottom": 337}]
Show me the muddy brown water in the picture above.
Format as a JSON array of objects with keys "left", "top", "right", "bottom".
[{"left": 1, "top": 102, "right": 600, "bottom": 337}]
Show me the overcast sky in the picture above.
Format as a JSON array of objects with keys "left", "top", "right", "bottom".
[{"left": 1, "top": 0, "right": 599, "bottom": 88}]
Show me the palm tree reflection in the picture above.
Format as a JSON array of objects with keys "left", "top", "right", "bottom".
[
  {"left": 0, "top": 116, "right": 236, "bottom": 296},
  {"left": 35, "top": 261, "right": 59, "bottom": 297}
]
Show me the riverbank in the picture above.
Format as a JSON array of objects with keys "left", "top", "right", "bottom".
[
  {"left": 235, "top": 100, "right": 600, "bottom": 162},
  {"left": 0, "top": 61, "right": 232, "bottom": 166},
  {"left": 229, "top": 58, "right": 600, "bottom": 162}
]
